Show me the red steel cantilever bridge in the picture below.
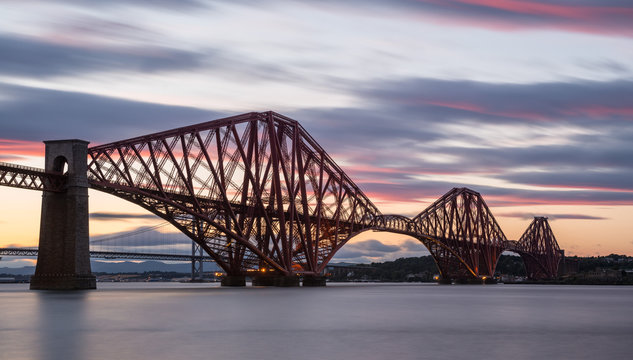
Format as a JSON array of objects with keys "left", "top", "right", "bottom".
[{"left": 0, "top": 111, "right": 563, "bottom": 288}]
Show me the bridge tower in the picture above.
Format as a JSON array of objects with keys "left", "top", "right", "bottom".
[{"left": 30, "top": 140, "right": 96, "bottom": 290}]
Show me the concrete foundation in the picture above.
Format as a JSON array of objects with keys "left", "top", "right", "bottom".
[
  {"left": 30, "top": 274, "right": 96, "bottom": 290},
  {"left": 252, "top": 275, "right": 277, "bottom": 286},
  {"left": 302, "top": 275, "right": 327, "bottom": 287},
  {"left": 251, "top": 274, "right": 301, "bottom": 287},
  {"left": 274, "top": 275, "right": 300, "bottom": 287},
  {"left": 221, "top": 275, "right": 246, "bottom": 287},
  {"left": 31, "top": 140, "right": 96, "bottom": 290},
  {"left": 438, "top": 277, "right": 497, "bottom": 285}
]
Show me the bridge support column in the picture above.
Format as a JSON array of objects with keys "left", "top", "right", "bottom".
[
  {"left": 251, "top": 274, "right": 300, "bottom": 287},
  {"left": 30, "top": 140, "right": 96, "bottom": 290},
  {"left": 252, "top": 274, "right": 276, "bottom": 286},
  {"left": 221, "top": 275, "right": 246, "bottom": 287},
  {"left": 274, "top": 275, "right": 300, "bottom": 287},
  {"left": 302, "top": 275, "right": 327, "bottom": 287}
]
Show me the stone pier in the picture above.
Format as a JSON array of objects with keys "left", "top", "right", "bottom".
[
  {"left": 30, "top": 140, "right": 96, "bottom": 290},
  {"left": 302, "top": 275, "right": 327, "bottom": 287},
  {"left": 251, "top": 274, "right": 300, "bottom": 287},
  {"left": 220, "top": 275, "right": 246, "bottom": 287}
]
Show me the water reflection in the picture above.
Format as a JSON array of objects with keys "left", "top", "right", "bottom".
[{"left": 36, "top": 291, "right": 88, "bottom": 360}]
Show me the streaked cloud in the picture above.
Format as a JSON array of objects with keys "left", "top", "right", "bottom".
[
  {"left": 0, "top": 258, "right": 36, "bottom": 268},
  {"left": 0, "top": 139, "right": 43, "bottom": 162},
  {"left": 90, "top": 226, "right": 193, "bottom": 248},
  {"left": 290, "top": 77, "right": 633, "bottom": 208},
  {"left": 340, "top": 0, "right": 633, "bottom": 37},
  {"left": 354, "top": 78, "right": 633, "bottom": 123},
  {"left": 3, "top": 0, "right": 206, "bottom": 10},
  {"left": 0, "top": 82, "right": 219, "bottom": 142},
  {"left": 333, "top": 238, "right": 429, "bottom": 263},
  {"left": 0, "top": 33, "right": 206, "bottom": 78},
  {"left": 90, "top": 212, "right": 161, "bottom": 221},
  {"left": 498, "top": 212, "right": 607, "bottom": 220}
]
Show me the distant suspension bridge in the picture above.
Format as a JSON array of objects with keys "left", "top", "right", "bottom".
[{"left": 0, "top": 222, "right": 215, "bottom": 280}]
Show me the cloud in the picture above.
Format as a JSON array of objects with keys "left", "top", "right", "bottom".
[
  {"left": 401, "top": 239, "right": 425, "bottom": 251},
  {"left": 347, "top": 239, "right": 401, "bottom": 253},
  {"left": 0, "top": 24, "right": 307, "bottom": 84},
  {"left": 499, "top": 170, "right": 633, "bottom": 192},
  {"left": 498, "top": 212, "right": 607, "bottom": 220},
  {"left": 330, "top": 0, "right": 633, "bottom": 37},
  {"left": 0, "top": 82, "right": 220, "bottom": 143},
  {"left": 577, "top": 59, "right": 630, "bottom": 74},
  {"left": 457, "top": 185, "right": 633, "bottom": 207},
  {"left": 2, "top": 243, "right": 30, "bottom": 248},
  {"left": 334, "top": 239, "right": 401, "bottom": 259},
  {"left": 354, "top": 78, "right": 633, "bottom": 122},
  {"left": 3, "top": 0, "right": 205, "bottom": 10},
  {"left": 10, "top": 0, "right": 633, "bottom": 41},
  {"left": 0, "top": 139, "right": 45, "bottom": 162},
  {"left": 550, "top": 214, "right": 608, "bottom": 220},
  {"left": 0, "top": 33, "right": 207, "bottom": 79},
  {"left": 333, "top": 238, "right": 430, "bottom": 263},
  {"left": 294, "top": 78, "right": 633, "bottom": 166},
  {"left": 2, "top": 74, "right": 632, "bottom": 209},
  {"left": 90, "top": 226, "right": 193, "bottom": 249},
  {"left": 0, "top": 258, "right": 36, "bottom": 268},
  {"left": 289, "top": 77, "right": 633, "bottom": 207},
  {"left": 90, "top": 212, "right": 161, "bottom": 221},
  {"left": 50, "top": 17, "right": 159, "bottom": 43}
]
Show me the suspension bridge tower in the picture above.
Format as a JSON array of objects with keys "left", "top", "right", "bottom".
[{"left": 30, "top": 140, "right": 96, "bottom": 290}]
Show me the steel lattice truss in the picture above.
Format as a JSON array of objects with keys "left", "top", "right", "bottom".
[
  {"left": 0, "top": 112, "right": 566, "bottom": 280},
  {"left": 86, "top": 112, "right": 380, "bottom": 275},
  {"left": 515, "top": 217, "right": 562, "bottom": 279},
  {"left": 0, "top": 162, "right": 65, "bottom": 192},
  {"left": 409, "top": 188, "right": 507, "bottom": 279}
]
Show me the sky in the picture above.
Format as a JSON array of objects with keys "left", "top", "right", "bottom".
[{"left": 1, "top": 0, "right": 632, "bottom": 267}]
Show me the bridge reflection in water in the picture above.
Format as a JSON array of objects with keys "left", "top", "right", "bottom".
[{"left": 0, "top": 111, "right": 563, "bottom": 288}]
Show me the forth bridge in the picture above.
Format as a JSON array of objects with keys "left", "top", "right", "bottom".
[{"left": 0, "top": 111, "right": 563, "bottom": 289}]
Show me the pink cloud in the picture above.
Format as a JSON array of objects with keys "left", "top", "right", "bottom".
[
  {"left": 413, "top": 97, "right": 633, "bottom": 122},
  {"left": 450, "top": 0, "right": 622, "bottom": 19},
  {"left": 422, "top": 100, "right": 550, "bottom": 121},
  {"left": 0, "top": 139, "right": 44, "bottom": 160},
  {"left": 486, "top": 193, "right": 633, "bottom": 207},
  {"left": 529, "top": 183, "right": 633, "bottom": 194},
  {"left": 562, "top": 106, "right": 633, "bottom": 118},
  {"left": 418, "top": 0, "right": 633, "bottom": 37}
]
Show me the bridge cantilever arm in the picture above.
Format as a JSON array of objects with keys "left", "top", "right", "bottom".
[{"left": 0, "top": 162, "right": 66, "bottom": 192}]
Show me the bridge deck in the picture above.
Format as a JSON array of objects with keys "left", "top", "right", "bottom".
[{"left": 0, "top": 248, "right": 216, "bottom": 262}]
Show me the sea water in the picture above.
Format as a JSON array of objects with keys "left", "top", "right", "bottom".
[{"left": 1, "top": 282, "right": 632, "bottom": 360}]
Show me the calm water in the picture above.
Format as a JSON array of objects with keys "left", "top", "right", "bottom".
[{"left": 1, "top": 282, "right": 632, "bottom": 360}]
